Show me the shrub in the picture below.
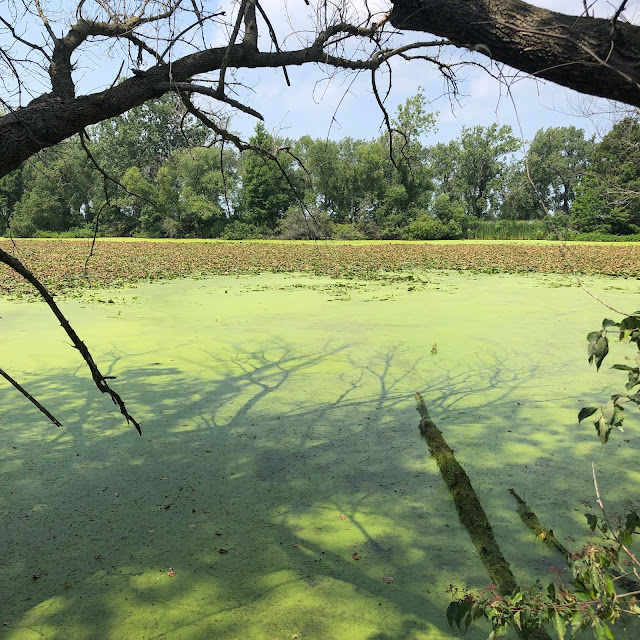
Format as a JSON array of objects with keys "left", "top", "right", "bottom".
[
  {"left": 32, "top": 226, "right": 98, "bottom": 238},
  {"left": 221, "top": 220, "right": 268, "bottom": 240},
  {"left": 333, "top": 224, "right": 366, "bottom": 240},
  {"left": 403, "top": 216, "right": 462, "bottom": 240},
  {"left": 278, "top": 207, "right": 333, "bottom": 239},
  {"left": 466, "top": 219, "right": 548, "bottom": 240}
]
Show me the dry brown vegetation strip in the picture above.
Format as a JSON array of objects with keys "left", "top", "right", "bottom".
[{"left": 1, "top": 240, "right": 639, "bottom": 297}]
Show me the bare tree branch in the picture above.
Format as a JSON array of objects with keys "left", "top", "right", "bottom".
[
  {"left": 167, "top": 82, "right": 264, "bottom": 119},
  {"left": 0, "top": 27, "right": 448, "bottom": 177},
  {"left": 255, "top": 0, "right": 290, "bottom": 86},
  {"left": 611, "top": 0, "right": 630, "bottom": 31},
  {"left": 217, "top": 0, "right": 251, "bottom": 93},
  {"left": 0, "top": 247, "right": 141, "bottom": 434},
  {"left": 0, "top": 367, "right": 62, "bottom": 427}
]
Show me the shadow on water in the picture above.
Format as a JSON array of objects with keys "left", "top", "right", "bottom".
[{"left": 1, "top": 273, "right": 638, "bottom": 639}]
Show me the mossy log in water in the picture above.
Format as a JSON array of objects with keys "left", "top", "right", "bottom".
[
  {"left": 510, "top": 487, "right": 640, "bottom": 594},
  {"left": 415, "top": 392, "right": 551, "bottom": 640},
  {"left": 415, "top": 392, "right": 516, "bottom": 596},
  {"left": 509, "top": 488, "right": 569, "bottom": 558}
]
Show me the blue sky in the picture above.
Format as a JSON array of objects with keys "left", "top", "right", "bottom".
[{"left": 218, "top": 0, "right": 638, "bottom": 147}]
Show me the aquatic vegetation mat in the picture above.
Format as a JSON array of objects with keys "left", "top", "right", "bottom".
[
  {"left": 2, "top": 239, "right": 640, "bottom": 298},
  {"left": 2, "top": 271, "right": 640, "bottom": 639}
]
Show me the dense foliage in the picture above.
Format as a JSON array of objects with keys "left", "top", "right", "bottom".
[
  {"left": 448, "top": 504, "right": 640, "bottom": 640},
  {"left": 1, "top": 94, "right": 638, "bottom": 241}
]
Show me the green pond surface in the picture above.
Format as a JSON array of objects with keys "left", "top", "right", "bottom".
[{"left": 1, "top": 270, "right": 639, "bottom": 640}]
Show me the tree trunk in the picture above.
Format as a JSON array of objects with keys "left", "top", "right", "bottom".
[{"left": 389, "top": 0, "right": 640, "bottom": 107}]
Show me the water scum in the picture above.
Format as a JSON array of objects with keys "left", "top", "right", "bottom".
[{"left": 1, "top": 270, "right": 639, "bottom": 639}]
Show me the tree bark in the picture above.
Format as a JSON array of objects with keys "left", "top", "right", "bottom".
[
  {"left": 0, "top": 40, "right": 370, "bottom": 179},
  {"left": 414, "top": 393, "right": 550, "bottom": 639},
  {"left": 390, "top": 0, "right": 640, "bottom": 108}
]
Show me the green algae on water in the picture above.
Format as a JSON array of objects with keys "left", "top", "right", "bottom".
[{"left": 1, "top": 271, "right": 639, "bottom": 639}]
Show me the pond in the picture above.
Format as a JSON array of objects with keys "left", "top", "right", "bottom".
[{"left": 1, "top": 270, "right": 638, "bottom": 639}]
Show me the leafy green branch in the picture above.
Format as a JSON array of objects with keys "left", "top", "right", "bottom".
[
  {"left": 579, "top": 315, "right": 640, "bottom": 444},
  {"left": 447, "top": 505, "right": 640, "bottom": 639}
]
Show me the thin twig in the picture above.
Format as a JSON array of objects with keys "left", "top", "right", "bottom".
[
  {"left": 0, "top": 368, "right": 62, "bottom": 427},
  {"left": 79, "top": 131, "right": 158, "bottom": 209},
  {"left": 371, "top": 67, "right": 400, "bottom": 171},
  {"left": 611, "top": 0, "right": 629, "bottom": 32},
  {"left": 217, "top": 0, "right": 250, "bottom": 94},
  {"left": 166, "top": 82, "right": 264, "bottom": 119},
  {"left": 255, "top": 1, "right": 290, "bottom": 86},
  {"left": 84, "top": 177, "right": 109, "bottom": 277}
]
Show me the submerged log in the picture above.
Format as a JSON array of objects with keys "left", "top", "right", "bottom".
[
  {"left": 415, "top": 392, "right": 516, "bottom": 595},
  {"left": 415, "top": 392, "right": 550, "bottom": 640},
  {"left": 509, "top": 487, "right": 640, "bottom": 593},
  {"left": 509, "top": 488, "right": 569, "bottom": 558}
]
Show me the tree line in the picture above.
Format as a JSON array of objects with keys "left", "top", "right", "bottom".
[{"left": 1, "top": 93, "right": 638, "bottom": 241}]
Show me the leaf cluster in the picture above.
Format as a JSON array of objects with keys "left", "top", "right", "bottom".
[
  {"left": 580, "top": 315, "right": 640, "bottom": 444},
  {"left": 447, "top": 510, "right": 640, "bottom": 639}
]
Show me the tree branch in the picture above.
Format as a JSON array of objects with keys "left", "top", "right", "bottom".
[
  {"left": 217, "top": 0, "right": 251, "bottom": 93},
  {"left": 0, "top": 247, "right": 141, "bottom": 434},
  {"left": 0, "top": 368, "right": 62, "bottom": 427},
  {"left": 0, "top": 29, "right": 434, "bottom": 178},
  {"left": 166, "top": 82, "right": 264, "bottom": 119},
  {"left": 255, "top": 0, "right": 290, "bottom": 86},
  {"left": 389, "top": 0, "right": 640, "bottom": 107}
]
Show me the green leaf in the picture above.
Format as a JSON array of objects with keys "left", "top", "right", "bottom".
[
  {"left": 456, "top": 598, "right": 472, "bottom": 631},
  {"left": 589, "top": 565, "right": 601, "bottom": 590},
  {"left": 513, "top": 609, "right": 522, "bottom": 631},
  {"left": 603, "top": 574, "right": 615, "bottom": 598},
  {"left": 619, "top": 329, "right": 633, "bottom": 342},
  {"left": 570, "top": 611, "right": 584, "bottom": 635},
  {"left": 613, "top": 404, "right": 624, "bottom": 427},
  {"left": 625, "top": 368, "right": 640, "bottom": 390},
  {"left": 593, "top": 336, "right": 609, "bottom": 370},
  {"left": 578, "top": 407, "right": 598, "bottom": 423},
  {"left": 602, "top": 319, "right": 619, "bottom": 329},
  {"left": 552, "top": 611, "right": 566, "bottom": 640},
  {"left": 586, "top": 513, "right": 598, "bottom": 531},
  {"left": 595, "top": 419, "right": 611, "bottom": 445},
  {"left": 619, "top": 529, "right": 633, "bottom": 548},
  {"left": 611, "top": 364, "right": 635, "bottom": 371},
  {"left": 625, "top": 510, "right": 639, "bottom": 533},
  {"left": 594, "top": 400, "right": 617, "bottom": 445},
  {"left": 472, "top": 605, "right": 486, "bottom": 621},
  {"left": 446, "top": 601, "right": 458, "bottom": 629},
  {"left": 618, "top": 316, "right": 640, "bottom": 331},
  {"left": 593, "top": 620, "right": 606, "bottom": 640}
]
